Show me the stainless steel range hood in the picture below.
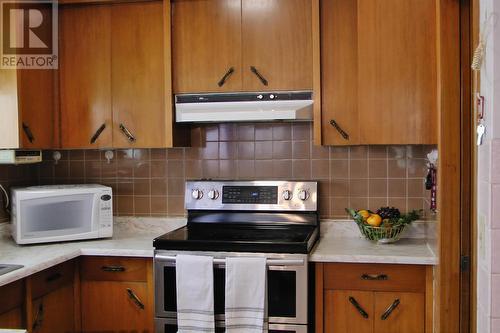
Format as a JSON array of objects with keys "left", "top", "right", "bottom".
[{"left": 175, "top": 91, "right": 313, "bottom": 123}]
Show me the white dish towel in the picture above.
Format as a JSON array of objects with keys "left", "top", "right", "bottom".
[
  {"left": 176, "top": 254, "right": 215, "bottom": 333},
  {"left": 225, "top": 257, "right": 266, "bottom": 333}
]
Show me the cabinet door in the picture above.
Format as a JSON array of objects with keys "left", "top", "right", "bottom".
[
  {"left": 111, "top": 1, "right": 169, "bottom": 148},
  {"left": 31, "top": 284, "right": 75, "bottom": 333},
  {"left": 242, "top": 0, "right": 312, "bottom": 91},
  {"left": 373, "top": 292, "right": 424, "bottom": 333},
  {"left": 324, "top": 290, "right": 373, "bottom": 333},
  {"left": 81, "top": 281, "right": 153, "bottom": 333},
  {"left": 17, "top": 71, "right": 57, "bottom": 149},
  {"left": 0, "top": 308, "right": 23, "bottom": 329},
  {"left": 59, "top": 4, "right": 112, "bottom": 148},
  {"left": 320, "top": 0, "right": 359, "bottom": 145},
  {"left": 172, "top": 0, "right": 242, "bottom": 93},
  {"left": 357, "top": 0, "right": 437, "bottom": 144}
]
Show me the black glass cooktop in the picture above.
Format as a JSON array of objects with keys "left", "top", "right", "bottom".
[{"left": 153, "top": 224, "right": 318, "bottom": 254}]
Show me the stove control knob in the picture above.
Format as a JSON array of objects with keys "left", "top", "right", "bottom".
[
  {"left": 298, "top": 189, "right": 309, "bottom": 201},
  {"left": 191, "top": 189, "right": 203, "bottom": 200},
  {"left": 208, "top": 189, "right": 219, "bottom": 200},
  {"left": 282, "top": 190, "right": 292, "bottom": 201}
]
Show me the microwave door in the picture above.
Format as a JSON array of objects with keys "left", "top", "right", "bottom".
[{"left": 18, "top": 193, "right": 97, "bottom": 242}]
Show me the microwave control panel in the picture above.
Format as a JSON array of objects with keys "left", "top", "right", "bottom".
[{"left": 99, "top": 191, "right": 113, "bottom": 237}]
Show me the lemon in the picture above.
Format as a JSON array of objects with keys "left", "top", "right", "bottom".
[
  {"left": 366, "top": 214, "right": 382, "bottom": 227},
  {"left": 358, "top": 210, "right": 370, "bottom": 220}
]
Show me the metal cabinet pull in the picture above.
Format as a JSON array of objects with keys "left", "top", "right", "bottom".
[
  {"left": 90, "top": 123, "right": 106, "bottom": 144},
  {"left": 119, "top": 123, "right": 136, "bottom": 142},
  {"left": 381, "top": 299, "right": 400, "bottom": 320},
  {"left": 361, "top": 273, "right": 388, "bottom": 281},
  {"left": 45, "top": 272, "right": 62, "bottom": 282},
  {"left": 348, "top": 296, "right": 369, "bottom": 319},
  {"left": 101, "top": 265, "right": 126, "bottom": 272},
  {"left": 32, "top": 302, "right": 44, "bottom": 331},
  {"left": 330, "top": 120, "right": 349, "bottom": 140},
  {"left": 22, "top": 123, "right": 35, "bottom": 143},
  {"left": 218, "top": 67, "right": 235, "bottom": 87},
  {"left": 250, "top": 66, "right": 269, "bottom": 86},
  {"left": 126, "top": 288, "right": 145, "bottom": 310}
]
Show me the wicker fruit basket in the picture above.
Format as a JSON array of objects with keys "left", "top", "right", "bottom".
[{"left": 346, "top": 208, "right": 420, "bottom": 244}]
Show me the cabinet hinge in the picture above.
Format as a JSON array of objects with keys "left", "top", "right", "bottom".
[{"left": 460, "top": 255, "right": 470, "bottom": 272}]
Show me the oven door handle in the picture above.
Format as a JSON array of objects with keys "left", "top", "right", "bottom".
[{"left": 154, "top": 255, "right": 304, "bottom": 267}]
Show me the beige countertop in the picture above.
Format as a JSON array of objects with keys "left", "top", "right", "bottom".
[{"left": 0, "top": 218, "right": 437, "bottom": 287}]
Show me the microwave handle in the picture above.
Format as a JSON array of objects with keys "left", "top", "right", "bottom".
[{"left": 154, "top": 254, "right": 304, "bottom": 267}]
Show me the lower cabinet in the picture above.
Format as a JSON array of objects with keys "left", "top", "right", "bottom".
[
  {"left": 0, "top": 280, "right": 24, "bottom": 329},
  {"left": 30, "top": 260, "right": 76, "bottom": 333},
  {"left": 80, "top": 256, "right": 154, "bottom": 333},
  {"left": 317, "top": 263, "right": 433, "bottom": 333}
]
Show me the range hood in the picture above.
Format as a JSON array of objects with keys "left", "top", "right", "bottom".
[{"left": 175, "top": 91, "right": 313, "bottom": 123}]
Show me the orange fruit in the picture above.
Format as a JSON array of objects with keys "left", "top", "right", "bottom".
[
  {"left": 366, "top": 214, "right": 382, "bottom": 227},
  {"left": 358, "top": 210, "right": 370, "bottom": 220}
]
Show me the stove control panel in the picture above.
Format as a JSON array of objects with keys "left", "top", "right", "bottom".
[{"left": 185, "top": 181, "right": 317, "bottom": 211}]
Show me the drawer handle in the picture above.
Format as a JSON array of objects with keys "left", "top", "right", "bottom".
[
  {"left": 329, "top": 119, "right": 349, "bottom": 140},
  {"left": 218, "top": 67, "right": 235, "bottom": 87},
  {"left": 22, "top": 122, "right": 35, "bottom": 143},
  {"left": 250, "top": 66, "right": 269, "bottom": 86},
  {"left": 348, "top": 296, "right": 369, "bottom": 319},
  {"left": 119, "top": 123, "right": 136, "bottom": 142},
  {"left": 126, "top": 288, "right": 145, "bottom": 310},
  {"left": 90, "top": 123, "right": 106, "bottom": 144},
  {"left": 45, "top": 272, "right": 62, "bottom": 282},
  {"left": 101, "top": 265, "right": 126, "bottom": 272},
  {"left": 32, "top": 302, "right": 44, "bottom": 331},
  {"left": 361, "top": 273, "right": 388, "bottom": 281},
  {"left": 381, "top": 299, "right": 400, "bottom": 320}
]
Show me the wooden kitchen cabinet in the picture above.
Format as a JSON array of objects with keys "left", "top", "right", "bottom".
[
  {"left": 172, "top": 0, "right": 243, "bottom": 93},
  {"left": 59, "top": 4, "right": 112, "bottom": 149},
  {"left": 318, "top": 0, "right": 437, "bottom": 145},
  {"left": 80, "top": 256, "right": 154, "bottom": 333},
  {"left": 172, "top": 0, "right": 313, "bottom": 93},
  {"left": 316, "top": 263, "right": 433, "bottom": 333},
  {"left": 0, "top": 280, "right": 24, "bottom": 329},
  {"left": 30, "top": 261, "right": 76, "bottom": 333},
  {"left": 59, "top": 0, "right": 181, "bottom": 149}
]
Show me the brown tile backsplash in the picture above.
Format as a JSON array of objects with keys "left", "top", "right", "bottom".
[{"left": 0, "top": 123, "right": 435, "bottom": 220}]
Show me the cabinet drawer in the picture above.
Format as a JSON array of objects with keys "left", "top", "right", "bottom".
[
  {"left": 324, "top": 263, "right": 426, "bottom": 293},
  {"left": 0, "top": 280, "right": 24, "bottom": 314},
  {"left": 81, "top": 257, "right": 148, "bottom": 282},
  {"left": 31, "top": 260, "right": 75, "bottom": 299}
]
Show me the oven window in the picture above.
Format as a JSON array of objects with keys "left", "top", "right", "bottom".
[
  {"left": 268, "top": 270, "right": 297, "bottom": 318},
  {"left": 163, "top": 266, "right": 225, "bottom": 315},
  {"left": 160, "top": 323, "right": 225, "bottom": 333}
]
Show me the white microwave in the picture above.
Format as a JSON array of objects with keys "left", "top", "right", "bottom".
[{"left": 11, "top": 184, "right": 113, "bottom": 245}]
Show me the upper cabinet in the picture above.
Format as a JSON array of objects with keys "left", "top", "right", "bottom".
[
  {"left": 59, "top": 0, "right": 183, "bottom": 149},
  {"left": 318, "top": 0, "right": 438, "bottom": 145},
  {"left": 172, "top": 0, "right": 313, "bottom": 93}
]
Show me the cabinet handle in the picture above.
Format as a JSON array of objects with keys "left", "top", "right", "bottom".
[
  {"left": 32, "top": 302, "right": 44, "bottom": 331},
  {"left": 101, "top": 265, "right": 126, "bottom": 272},
  {"left": 329, "top": 120, "right": 349, "bottom": 140},
  {"left": 218, "top": 67, "right": 235, "bottom": 87},
  {"left": 126, "top": 288, "right": 145, "bottom": 310},
  {"left": 45, "top": 272, "right": 62, "bottom": 282},
  {"left": 250, "top": 66, "right": 269, "bottom": 86},
  {"left": 361, "top": 273, "right": 388, "bottom": 281},
  {"left": 22, "top": 122, "right": 35, "bottom": 143},
  {"left": 119, "top": 123, "right": 136, "bottom": 142},
  {"left": 348, "top": 296, "right": 369, "bottom": 319},
  {"left": 90, "top": 123, "right": 106, "bottom": 144},
  {"left": 381, "top": 299, "right": 400, "bottom": 320}
]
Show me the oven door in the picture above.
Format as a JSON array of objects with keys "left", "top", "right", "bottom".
[
  {"left": 154, "top": 318, "right": 308, "bottom": 333},
  {"left": 154, "top": 252, "right": 308, "bottom": 325}
]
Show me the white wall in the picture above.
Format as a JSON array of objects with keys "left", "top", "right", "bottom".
[
  {"left": 0, "top": 69, "right": 20, "bottom": 149},
  {"left": 477, "top": 0, "right": 500, "bottom": 331}
]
